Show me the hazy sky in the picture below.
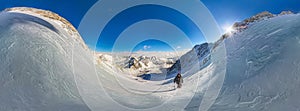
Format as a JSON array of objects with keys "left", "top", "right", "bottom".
[{"left": 1, "top": 0, "right": 299, "bottom": 52}]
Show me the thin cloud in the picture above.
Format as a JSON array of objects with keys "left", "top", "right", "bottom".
[{"left": 143, "top": 45, "right": 151, "bottom": 50}]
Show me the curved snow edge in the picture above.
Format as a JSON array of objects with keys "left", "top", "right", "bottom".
[{"left": 3, "top": 7, "right": 89, "bottom": 50}]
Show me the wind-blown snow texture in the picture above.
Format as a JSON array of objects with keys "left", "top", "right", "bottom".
[
  {"left": 210, "top": 14, "right": 300, "bottom": 111},
  {"left": 0, "top": 7, "right": 300, "bottom": 111},
  {"left": 0, "top": 8, "right": 90, "bottom": 111}
]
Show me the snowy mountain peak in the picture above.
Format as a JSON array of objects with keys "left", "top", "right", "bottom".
[
  {"left": 279, "top": 10, "right": 294, "bottom": 15},
  {"left": 168, "top": 42, "right": 211, "bottom": 74},
  {"left": 232, "top": 11, "right": 274, "bottom": 32},
  {"left": 95, "top": 52, "right": 178, "bottom": 77}
]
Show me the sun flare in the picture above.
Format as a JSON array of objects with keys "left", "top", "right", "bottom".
[{"left": 224, "top": 26, "right": 234, "bottom": 33}]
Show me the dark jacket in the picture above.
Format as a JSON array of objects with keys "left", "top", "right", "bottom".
[{"left": 174, "top": 74, "right": 183, "bottom": 84}]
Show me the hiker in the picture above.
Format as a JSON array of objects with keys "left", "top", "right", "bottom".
[{"left": 174, "top": 73, "right": 183, "bottom": 88}]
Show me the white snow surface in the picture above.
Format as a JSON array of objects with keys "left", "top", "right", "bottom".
[
  {"left": 0, "top": 7, "right": 300, "bottom": 111},
  {"left": 210, "top": 14, "right": 300, "bottom": 111},
  {"left": 0, "top": 9, "right": 90, "bottom": 110}
]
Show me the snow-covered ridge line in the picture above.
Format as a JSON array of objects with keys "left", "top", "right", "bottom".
[
  {"left": 213, "top": 10, "right": 297, "bottom": 50},
  {"left": 232, "top": 11, "right": 294, "bottom": 32},
  {"left": 167, "top": 42, "right": 212, "bottom": 75},
  {"left": 235, "top": 11, "right": 295, "bottom": 33},
  {"left": 210, "top": 12, "right": 300, "bottom": 111},
  {"left": 0, "top": 7, "right": 94, "bottom": 110},
  {"left": 3, "top": 7, "right": 88, "bottom": 49}
]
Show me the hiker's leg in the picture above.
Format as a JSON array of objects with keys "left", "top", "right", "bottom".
[{"left": 178, "top": 83, "right": 182, "bottom": 88}]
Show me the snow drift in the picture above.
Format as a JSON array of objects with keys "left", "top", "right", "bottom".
[{"left": 0, "top": 7, "right": 90, "bottom": 111}]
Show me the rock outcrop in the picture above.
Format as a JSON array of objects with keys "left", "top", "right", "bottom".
[{"left": 4, "top": 7, "right": 88, "bottom": 49}]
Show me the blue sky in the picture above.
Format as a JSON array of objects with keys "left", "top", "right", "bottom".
[
  {"left": 202, "top": 0, "right": 300, "bottom": 31},
  {"left": 132, "top": 39, "right": 174, "bottom": 52},
  {"left": 1, "top": 0, "right": 299, "bottom": 52}
]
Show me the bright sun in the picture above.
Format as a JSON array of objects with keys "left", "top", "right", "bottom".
[{"left": 224, "top": 26, "right": 234, "bottom": 33}]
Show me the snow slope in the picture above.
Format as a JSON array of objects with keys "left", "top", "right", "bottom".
[
  {"left": 79, "top": 12, "right": 300, "bottom": 111},
  {"left": 210, "top": 14, "right": 300, "bottom": 111},
  {"left": 0, "top": 7, "right": 90, "bottom": 111},
  {"left": 168, "top": 43, "right": 213, "bottom": 76},
  {"left": 1, "top": 7, "right": 300, "bottom": 111}
]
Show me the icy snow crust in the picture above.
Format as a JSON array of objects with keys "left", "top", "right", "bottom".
[{"left": 0, "top": 7, "right": 300, "bottom": 111}]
